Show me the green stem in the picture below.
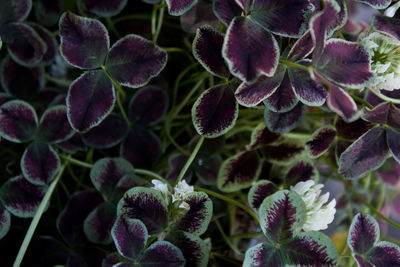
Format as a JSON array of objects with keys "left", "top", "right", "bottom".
[
  {"left": 279, "top": 59, "right": 312, "bottom": 72},
  {"left": 282, "top": 132, "right": 311, "bottom": 140},
  {"left": 13, "top": 164, "right": 67, "bottom": 267},
  {"left": 176, "top": 136, "right": 205, "bottom": 183},
  {"left": 339, "top": 175, "right": 400, "bottom": 230},
  {"left": 101, "top": 65, "right": 131, "bottom": 126},
  {"left": 367, "top": 87, "right": 400, "bottom": 105},
  {"left": 214, "top": 218, "right": 242, "bottom": 255},
  {"left": 105, "top": 17, "right": 121, "bottom": 39},
  {"left": 45, "top": 74, "right": 72, "bottom": 87},
  {"left": 153, "top": 6, "right": 165, "bottom": 44},
  {"left": 351, "top": 94, "right": 373, "bottom": 109},
  {"left": 60, "top": 154, "right": 93, "bottom": 168},
  {"left": 194, "top": 186, "right": 260, "bottom": 225},
  {"left": 135, "top": 168, "right": 168, "bottom": 184},
  {"left": 228, "top": 231, "right": 264, "bottom": 239}
]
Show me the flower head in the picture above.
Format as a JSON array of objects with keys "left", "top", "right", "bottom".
[
  {"left": 291, "top": 180, "right": 336, "bottom": 232},
  {"left": 151, "top": 179, "right": 194, "bottom": 210},
  {"left": 172, "top": 180, "right": 194, "bottom": 205},
  {"left": 360, "top": 31, "right": 400, "bottom": 91}
]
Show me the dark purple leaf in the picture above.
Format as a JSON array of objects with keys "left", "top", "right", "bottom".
[
  {"left": 192, "top": 84, "right": 238, "bottom": 138},
  {"left": 114, "top": 174, "right": 149, "bottom": 199},
  {"left": 373, "top": 15, "right": 400, "bottom": 40},
  {"left": 193, "top": 26, "right": 229, "bottom": 78},
  {"left": 264, "top": 102, "right": 305, "bottom": 133},
  {"left": 180, "top": 1, "right": 219, "bottom": 33},
  {"left": 339, "top": 127, "right": 389, "bottom": 179},
  {"left": 248, "top": 180, "right": 277, "bottom": 211},
  {"left": 102, "top": 252, "right": 119, "bottom": 267},
  {"left": 0, "top": 56, "right": 44, "bottom": 100},
  {"left": 289, "top": 60, "right": 327, "bottom": 106},
  {"left": 348, "top": 213, "right": 380, "bottom": 254},
  {"left": 287, "top": 31, "right": 314, "bottom": 62},
  {"left": 355, "top": 0, "right": 391, "bottom": 9},
  {"left": 37, "top": 105, "right": 74, "bottom": 144},
  {"left": 264, "top": 71, "right": 299, "bottom": 112},
  {"left": 222, "top": 17, "right": 279, "bottom": 83},
  {"left": 105, "top": 34, "right": 167, "bottom": 88},
  {"left": 335, "top": 117, "right": 373, "bottom": 140},
  {"left": 212, "top": 0, "right": 242, "bottom": 26},
  {"left": 66, "top": 70, "right": 115, "bottom": 132},
  {"left": 261, "top": 142, "right": 305, "bottom": 165},
  {"left": 23, "top": 236, "right": 69, "bottom": 266},
  {"left": 111, "top": 216, "right": 148, "bottom": 260},
  {"left": 259, "top": 190, "right": 306, "bottom": 243},
  {"left": 82, "top": 113, "right": 128, "bottom": 149},
  {"left": 35, "top": 0, "right": 63, "bottom": 26},
  {"left": 176, "top": 192, "right": 212, "bottom": 235},
  {"left": 193, "top": 155, "right": 222, "bottom": 185},
  {"left": 29, "top": 23, "right": 57, "bottom": 65},
  {"left": 21, "top": 142, "right": 60, "bottom": 185},
  {"left": 0, "top": 205, "right": 10, "bottom": 239},
  {"left": 0, "top": 100, "right": 38, "bottom": 143},
  {"left": 387, "top": 129, "right": 400, "bottom": 164},
  {"left": 362, "top": 102, "right": 390, "bottom": 125},
  {"left": 247, "top": 123, "right": 280, "bottom": 150},
  {"left": 283, "top": 231, "right": 339, "bottom": 266},
  {"left": 388, "top": 105, "right": 400, "bottom": 129},
  {"left": 285, "top": 160, "right": 319, "bottom": 184},
  {"left": 57, "top": 190, "right": 103, "bottom": 245},
  {"left": 306, "top": 126, "right": 337, "bottom": 158},
  {"left": 0, "top": 0, "right": 32, "bottom": 25},
  {"left": 236, "top": 66, "right": 285, "bottom": 107},
  {"left": 0, "top": 175, "right": 46, "bottom": 218},
  {"left": 309, "top": 0, "right": 341, "bottom": 58},
  {"left": 315, "top": 39, "right": 373, "bottom": 89},
  {"left": 120, "top": 127, "right": 161, "bottom": 169},
  {"left": 90, "top": 157, "right": 134, "bottom": 199},
  {"left": 166, "top": 0, "right": 197, "bottom": 16},
  {"left": 84, "top": 202, "right": 116, "bottom": 244},
  {"left": 376, "top": 158, "right": 400, "bottom": 187},
  {"left": 56, "top": 133, "right": 87, "bottom": 154},
  {"left": 0, "top": 22, "right": 46, "bottom": 67},
  {"left": 78, "top": 0, "right": 128, "bottom": 17},
  {"left": 117, "top": 187, "right": 167, "bottom": 234},
  {"left": 327, "top": 84, "right": 360, "bottom": 122},
  {"left": 365, "top": 241, "right": 400, "bottom": 266},
  {"left": 243, "top": 242, "right": 283, "bottom": 266},
  {"left": 140, "top": 241, "right": 185, "bottom": 267},
  {"left": 59, "top": 12, "right": 109, "bottom": 69},
  {"left": 250, "top": 0, "right": 314, "bottom": 37},
  {"left": 217, "top": 151, "right": 261, "bottom": 192},
  {"left": 128, "top": 86, "right": 168, "bottom": 126},
  {"left": 165, "top": 231, "right": 209, "bottom": 267},
  {"left": 166, "top": 154, "right": 192, "bottom": 182}
]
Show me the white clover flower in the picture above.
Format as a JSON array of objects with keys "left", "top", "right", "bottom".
[
  {"left": 172, "top": 180, "right": 194, "bottom": 204},
  {"left": 151, "top": 179, "right": 170, "bottom": 204},
  {"left": 291, "top": 180, "right": 336, "bottom": 232},
  {"left": 360, "top": 31, "right": 400, "bottom": 91}
]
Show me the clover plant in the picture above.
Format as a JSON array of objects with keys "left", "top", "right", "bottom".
[{"left": 1, "top": 0, "right": 400, "bottom": 266}]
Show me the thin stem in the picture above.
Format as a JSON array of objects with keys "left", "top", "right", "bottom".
[
  {"left": 368, "top": 87, "right": 400, "bottom": 104},
  {"left": 60, "top": 154, "right": 93, "bottom": 168},
  {"left": 282, "top": 132, "right": 311, "bottom": 140},
  {"left": 339, "top": 175, "right": 400, "bottom": 230},
  {"left": 101, "top": 65, "right": 131, "bottom": 126},
  {"left": 279, "top": 59, "right": 312, "bottom": 72},
  {"left": 176, "top": 136, "right": 205, "bottom": 183},
  {"left": 153, "top": 6, "right": 165, "bottom": 44},
  {"left": 135, "top": 168, "right": 168, "bottom": 184},
  {"left": 351, "top": 94, "right": 373, "bottom": 109},
  {"left": 194, "top": 186, "right": 260, "bottom": 225},
  {"left": 228, "top": 231, "right": 264, "bottom": 239},
  {"left": 45, "top": 74, "right": 72, "bottom": 87},
  {"left": 214, "top": 218, "right": 242, "bottom": 255},
  {"left": 105, "top": 17, "right": 121, "bottom": 39},
  {"left": 13, "top": 164, "right": 67, "bottom": 267}
]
